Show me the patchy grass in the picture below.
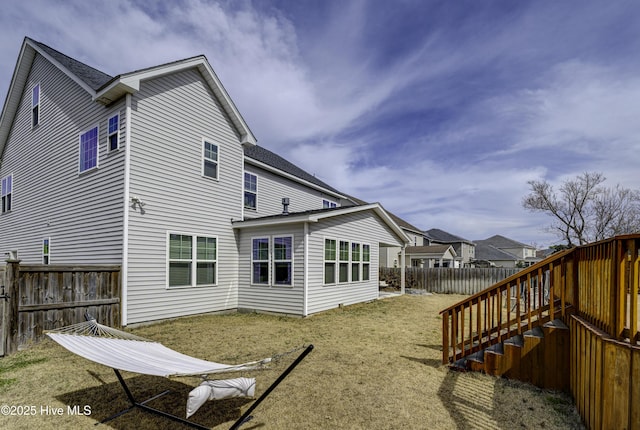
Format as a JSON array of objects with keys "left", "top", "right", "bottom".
[{"left": 0, "top": 294, "right": 584, "bottom": 429}]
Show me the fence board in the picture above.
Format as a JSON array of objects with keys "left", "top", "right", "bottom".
[
  {"left": 2, "top": 262, "right": 121, "bottom": 355},
  {"left": 379, "top": 267, "right": 519, "bottom": 295}
]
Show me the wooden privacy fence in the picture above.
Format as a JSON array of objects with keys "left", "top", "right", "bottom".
[
  {"left": 379, "top": 267, "right": 519, "bottom": 295},
  {"left": 1, "top": 258, "right": 121, "bottom": 356},
  {"left": 441, "top": 234, "right": 640, "bottom": 430}
]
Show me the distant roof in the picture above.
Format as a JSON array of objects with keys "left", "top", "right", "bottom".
[
  {"left": 425, "top": 228, "right": 474, "bottom": 244},
  {"left": 405, "top": 244, "right": 457, "bottom": 257},
  {"left": 474, "top": 243, "right": 518, "bottom": 261},
  {"left": 476, "top": 234, "right": 534, "bottom": 249},
  {"left": 28, "top": 38, "right": 113, "bottom": 91},
  {"left": 244, "top": 145, "right": 343, "bottom": 196}
]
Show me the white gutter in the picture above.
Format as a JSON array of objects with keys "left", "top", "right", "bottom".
[
  {"left": 303, "top": 222, "right": 309, "bottom": 316},
  {"left": 121, "top": 93, "right": 132, "bottom": 326}
]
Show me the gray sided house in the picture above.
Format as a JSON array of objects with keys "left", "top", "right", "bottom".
[
  {"left": 424, "top": 228, "right": 476, "bottom": 267},
  {"left": 0, "top": 38, "right": 409, "bottom": 325}
]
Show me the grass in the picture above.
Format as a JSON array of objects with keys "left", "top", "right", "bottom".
[{"left": 0, "top": 294, "right": 584, "bottom": 429}]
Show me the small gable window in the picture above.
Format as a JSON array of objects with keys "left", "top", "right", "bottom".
[
  {"left": 203, "top": 140, "right": 219, "bottom": 179},
  {"left": 244, "top": 172, "right": 257, "bottom": 210},
  {"left": 323, "top": 199, "right": 337, "bottom": 208},
  {"left": 1, "top": 174, "right": 12, "bottom": 213},
  {"left": 32, "top": 84, "right": 40, "bottom": 128},
  {"left": 108, "top": 114, "right": 119, "bottom": 151},
  {"left": 79, "top": 126, "right": 99, "bottom": 173}
]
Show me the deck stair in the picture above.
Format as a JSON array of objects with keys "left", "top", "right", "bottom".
[{"left": 452, "top": 319, "right": 570, "bottom": 391}]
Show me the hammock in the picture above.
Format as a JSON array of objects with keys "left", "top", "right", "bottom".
[
  {"left": 46, "top": 319, "right": 271, "bottom": 377},
  {"left": 46, "top": 319, "right": 313, "bottom": 430}
]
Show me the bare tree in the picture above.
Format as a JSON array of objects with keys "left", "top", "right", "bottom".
[{"left": 523, "top": 172, "right": 640, "bottom": 246}]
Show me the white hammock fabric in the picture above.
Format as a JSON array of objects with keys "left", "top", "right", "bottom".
[{"left": 46, "top": 320, "right": 271, "bottom": 378}]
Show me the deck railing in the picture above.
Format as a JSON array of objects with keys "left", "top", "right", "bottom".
[{"left": 441, "top": 234, "right": 640, "bottom": 365}]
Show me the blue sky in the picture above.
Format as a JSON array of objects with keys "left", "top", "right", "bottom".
[{"left": 1, "top": 0, "right": 639, "bottom": 248}]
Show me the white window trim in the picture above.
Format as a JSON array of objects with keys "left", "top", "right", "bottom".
[
  {"left": 362, "top": 243, "right": 371, "bottom": 281},
  {"left": 166, "top": 231, "right": 218, "bottom": 289},
  {"left": 251, "top": 236, "right": 271, "bottom": 285},
  {"left": 1, "top": 173, "right": 12, "bottom": 214},
  {"left": 202, "top": 138, "right": 220, "bottom": 180},
  {"left": 325, "top": 238, "right": 369, "bottom": 285},
  {"left": 244, "top": 172, "right": 258, "bottom": 210},
  {"left": 32, "top": 83, "right": 40, "bottom": 128},
  {"left": 107, "top": 113, "right": 120, "bottom": 152},
  {"left": 43, "top": 237, "right": 51, "bottom": 265},
  {"left": 78, "top": 124, "right": 100, "bottom": 174},
  {"left": 322, "top": 199, "right": 337, "bottom": 209},
  {"left": 273, "top": 235, "right": 293, "bottom": 286},
  {"left": 250, "top": 235, "right": 294, "bottom": 287},
  {"left": 323, "top": 237, "right": 337, "bottom": 285}
]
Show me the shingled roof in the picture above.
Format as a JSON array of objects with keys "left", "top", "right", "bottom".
[
  {"left": 425, "top": 228, "right": 474, "bottom": 244},
  {"left": 28, "top": 38, "right": 113, "bottom": 91},
  {"left": 244, "top": 145, "right": 343, "bottom": 195}
]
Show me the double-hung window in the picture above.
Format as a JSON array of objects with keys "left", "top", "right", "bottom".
[
  {"left": 273, "top": 236, "right": 292, "bottom": 285},
  {"left": 168, "top": 233, "right": 217, "bottom": 287},
  {"left": 339, "top": 240, "right": 349, "bottom": 283},
  {"left": 362, "top": 244, "right": 371, "bottom": 281},
  {"left": 203, "top": 140, "right": 219, "bottom": 179},
  {"left": 324, "top": 239, "right": 337, "bottom": 284},
  {"left": 252, "top": 238, "right": 270, "bottom": 284},
  {"left": 32, "top": 84, "right": 40, "bottom": 128},
  {"left": 251, "top": 236, "right": 293, "bottom": 286},
  {"left": 196, "top": 237, "right": 217, "bottom": 285},
  {"left": 351, "top": 243, "right": 361, "bottom": 282},
  {"left": 1, "top": 174, "right": 12, "bottom": 213},
  {"left": 244, "top": 173, "right": 257, "bottom": 210},
  {"left": 43, "top": 238, "right": 50, "bottom": 264},
  {"left": 108, "top": 114, "right": 119, "bottom": 151},
  {"left": 79, "top": 126, "right": 99, "bottom": 173}
]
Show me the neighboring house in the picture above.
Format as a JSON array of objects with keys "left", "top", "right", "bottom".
[
  {"left": 424, "top": 228, "right": 476, "bottom": 267},
  {"left": 0, "top": 37, "right": 409, "bottom": 325},
  {"left": 403, "top": 244, "right": 457, "bottom": 268},
  {"left": 379, "top": 211, "right": 425, "bottom": 268},
  {"left": 473, "top": 235, "right": 540, "bottom": 268}
]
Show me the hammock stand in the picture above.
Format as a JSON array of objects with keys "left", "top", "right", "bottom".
[{"left": 45, "top": 318, "right": 313, "bottom": 430}]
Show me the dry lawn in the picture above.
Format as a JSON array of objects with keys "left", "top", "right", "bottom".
[{"left": 0, "top": 294, "right": 584, "bottom": 429}]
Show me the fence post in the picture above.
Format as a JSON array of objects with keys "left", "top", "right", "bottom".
[{"left": 4, "top": 251, "right": 20, "bottom": 356}]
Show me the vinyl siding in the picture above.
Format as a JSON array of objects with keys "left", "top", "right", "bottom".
[
  {"left": 306, "top": 210, "right": 402, "bottom": 315},
  {"left": 125, "top": 68, "right": 245, "bottom": 324},
  {"left": 237, "top": 224, "right": 305, "bottom": 315},
  {"left": 0, "top": 53, "right": 125, "bottom": 265},
  {"left": 243, "top": 164, "right": 339, "bottom": 217}
]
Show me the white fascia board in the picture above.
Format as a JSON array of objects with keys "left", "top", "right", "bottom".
[
  {"left": 233, "top": 214, "right": 319, "bottom": 229},
  {"left": 0, "top": 42, "right": 34, "bottom": 162},
  {"left": 312, "top": 203, "right": 412, "bottom": 245},
  {"left": 245, "top": 157, "right": 346, "bottom": 200}
]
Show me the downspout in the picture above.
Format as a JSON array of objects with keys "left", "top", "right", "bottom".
[
  {"left": 303, "top": 222, "right": 309, "bottom": 316},
  {"left": 400, "top": 245, "right": 406, "bottom": 295},
  {"left": 121, "top": 93, "right": 132, "bottom": 326}
]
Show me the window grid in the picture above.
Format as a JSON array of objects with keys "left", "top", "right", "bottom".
[
  {"left": 43, "top": 238, "right": 50, "bottom": 265},
  {"left": 273, "top": 236, "right": 292, "bottom": 285},
  {"left": 324, "top": 239, "right": 337, "bottom": 284},
  {"left": 244, "top": 172, "right": 257, "bottom": 209},
  {"left": 339, "top": 240, "right": 349, "bottom": 283},
  {"left": 1, "top": 174, "right": 12, "bottom": 213},
  {"left": 108, "top": 115, "right": 119, "bottom": 151},
  {"left": 252, "top": 238, "right": 270, "bottom": 284},
  {"left": 362, "top": 244, "right": 371, "bottom": 281},
  {"left": 168, "top": 233, "right": 217, "bottom": 287},
  {"left": 32, "top": 84, "right": 40, "bottom": 127},
  {"left": 323, "top": 199, "right": 337, "bottom": 208},
  {"left": 79, "top": 126, "right": 98, "bottom": 172},
  {"left": 203, "top": 140, "right": 219, "bottom": 179}
]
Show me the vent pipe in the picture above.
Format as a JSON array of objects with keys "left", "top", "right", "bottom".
[{"left": 282, "top": 197, "right": 290, "bottom": 214}]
